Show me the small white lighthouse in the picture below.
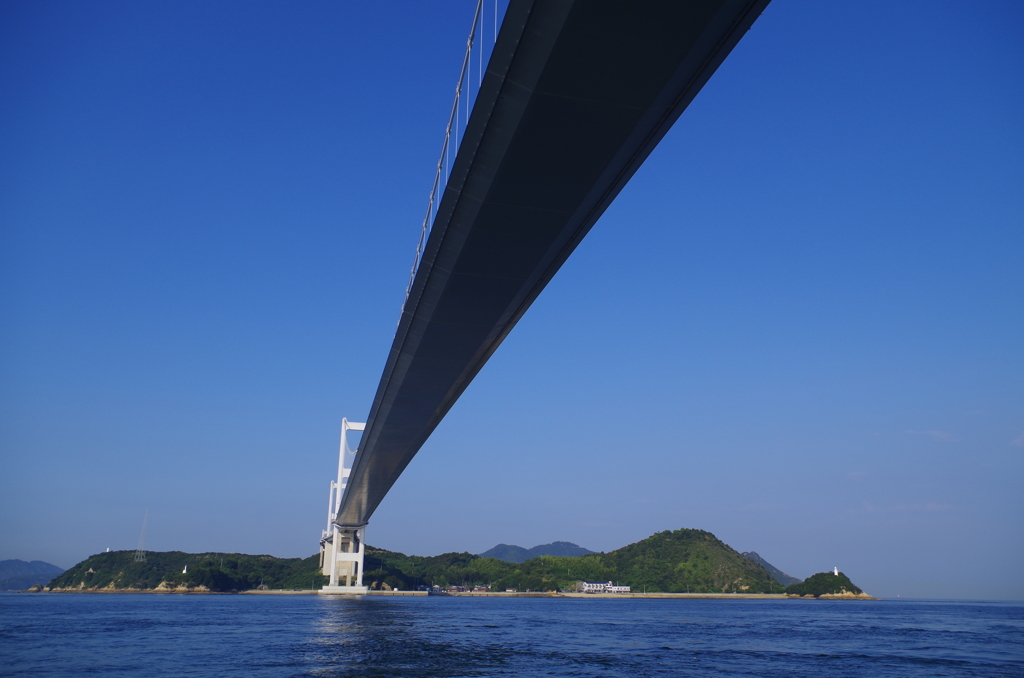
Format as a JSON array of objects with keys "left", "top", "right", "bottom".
[{"left": 833, "top": 567, "right": 839, "bottom": 576}]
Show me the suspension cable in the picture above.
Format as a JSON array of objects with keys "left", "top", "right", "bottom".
[{"left": 402, "top": 0, "right": 485, "bottom": 308}]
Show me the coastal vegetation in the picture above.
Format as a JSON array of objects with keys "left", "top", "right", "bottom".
[
  {"left": 426, "top": 528, "right": 782, "bottom": 593},
  {"left": 47, "top": 550, "right": 326, "bottom": 591},
  {"left": 46, "top": 529, "right": 801, "bottom": 594},
  {"left": 361, "top": 529, "right": 780, "bottom": 592}
]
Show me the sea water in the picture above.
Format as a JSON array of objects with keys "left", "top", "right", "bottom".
[{"left": 1, "top": 594, "right": 1021, "bottom": 677}]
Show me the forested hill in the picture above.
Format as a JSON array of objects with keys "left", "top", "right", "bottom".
[
  {"left": 46, "top": 528, "right": 786, "bottom": 593},
  {"left": 591, "top": 529, "right": 780, "bottom": 594},
  {"left": 46, "top": 551, "right": 325, "bottom": 592},
  {"left": 0, "top": 560, "right": 65, "bottom": 591},
  {"left": 367, "top": 528, "right": 782, "bottom": 593},
  {"left": 741, "top": 551, "right": 802, "bottom": 586},
  {"left": 477, "top": 544, "right": 533, "bottom": 563}
]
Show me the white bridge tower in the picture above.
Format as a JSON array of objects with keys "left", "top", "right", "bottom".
[{"left": 319, "top": 418, "right": 368, "bottom": 594}]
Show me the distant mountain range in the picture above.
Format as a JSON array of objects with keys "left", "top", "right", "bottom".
[
  {"left": 741, "top": 551, "right": 802, "bottom": 586},
  {"left": 479, "top": 541, "right": 595, "bottom": 564},
  {"left": 0, "top": 560, "right": 65, "bottom": 591}
]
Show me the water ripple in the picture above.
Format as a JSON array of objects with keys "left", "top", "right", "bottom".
[{"left": 0, "top": 594, "right": 1021, "bottom": 677}]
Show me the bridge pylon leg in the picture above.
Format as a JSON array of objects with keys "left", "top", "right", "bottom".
[{"left": 318, "top": 417, "right": 368, "bottom": 594}]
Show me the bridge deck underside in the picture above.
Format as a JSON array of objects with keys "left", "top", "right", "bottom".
[{"left": 336, "top": 0, "right": 770, "bottom": 527}]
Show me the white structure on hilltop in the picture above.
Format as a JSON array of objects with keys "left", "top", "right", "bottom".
[
  {"left": 834, "top": 567, "right": 839, "bottom": 576},
  {"left": 319, "top": 418, "right": 369, "bottom": 594}
]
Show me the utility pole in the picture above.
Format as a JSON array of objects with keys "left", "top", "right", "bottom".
[{"left": 134, "top": 511, "right": 148, "bottom": 562}]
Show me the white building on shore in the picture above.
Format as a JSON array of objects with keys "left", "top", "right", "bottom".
[{"left": 576, "top": 581, "right": 631, "bottom": 594}]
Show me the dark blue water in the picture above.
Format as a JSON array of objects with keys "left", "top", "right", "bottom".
[{"left": 1, "top": 594, "right": 1021, "bottom": 677}]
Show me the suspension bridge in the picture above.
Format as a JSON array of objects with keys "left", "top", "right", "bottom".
[{"left": 320, "top": 0, "right": 771, "bottom": 592}]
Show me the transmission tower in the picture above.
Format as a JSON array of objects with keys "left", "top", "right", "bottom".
[{"left": 134, "top": 510, "right": 148, "bottom": 562}]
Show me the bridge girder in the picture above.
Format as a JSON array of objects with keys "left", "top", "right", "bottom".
[{"left": 335, "top": 0, "right": 771, "bottom": 528}]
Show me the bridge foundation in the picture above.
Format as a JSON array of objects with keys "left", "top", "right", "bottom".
[{"left": 320, "top": 525, "right": 367, "bottom": 594}]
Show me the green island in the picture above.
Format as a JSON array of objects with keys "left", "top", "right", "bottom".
[
  {"left": 784, "top": 571, "right": 865, "bottom": 598},
  {"left": 46, "top": 551, "right": 326, "bottom": 592},
  {"left": 43, "top": 528, "right": 870, "bottom": 598}
]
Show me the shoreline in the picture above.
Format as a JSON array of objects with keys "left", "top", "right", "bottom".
[
  {"left": 33, "top": 589, "right": 876, "bottom": 600},
  {"left": 438, "top": 592, "right": 876, "bottom": 600}
]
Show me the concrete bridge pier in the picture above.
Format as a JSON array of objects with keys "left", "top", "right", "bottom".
[{"left": 320, "top": 525, "right": 367, "bottom": 594}]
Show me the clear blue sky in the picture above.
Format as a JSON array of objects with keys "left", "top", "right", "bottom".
[{"left": 2, "top": 0, "right": 1021, "bottom": 600}]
